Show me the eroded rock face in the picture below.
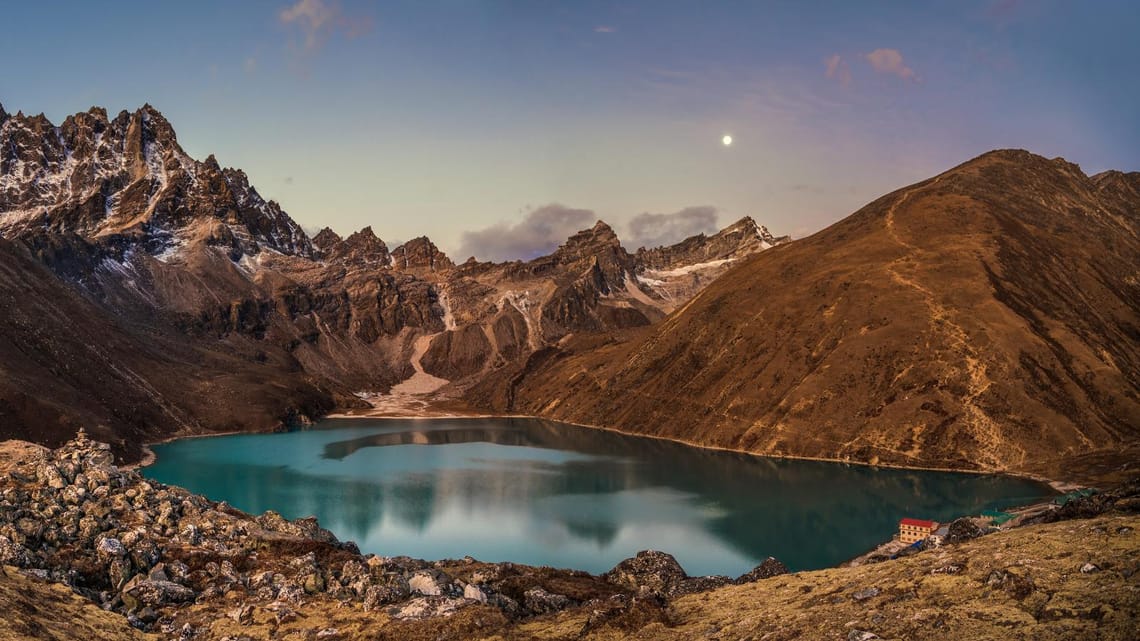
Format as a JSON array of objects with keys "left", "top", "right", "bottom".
[{"left": 391, "top": 236, "right": 454, "bottom": 272}]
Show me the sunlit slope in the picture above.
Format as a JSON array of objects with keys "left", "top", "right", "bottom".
[{"left": 481, "top": 150, "right": 1140, "bottom": 475}]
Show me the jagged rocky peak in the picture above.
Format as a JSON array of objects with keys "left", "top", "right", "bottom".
[
  {"left": 392, "top": 236, "right": 454, "bottom": 271},
  {"left": 564, "top": 220, "right": 620, "bottom": 249},
  {"left": 325, "top": 225, "right": 392, "bottom": 266},
  {"left": 311, "top": 227, "right": 343, "bottom": 253},
  {"left": 0, "top": 102, "right": 314, "bottom": 259},
  {"left": 719, "top": 215, "right": 788, "bottom": 246},
  {"left": 536, "top": 220, "right": 636, "bottom": 292},
  {"left": 0, "top": 102, "right": 7, "bottom": 124},
  {"left": 549, "top": 220, "right": 629, "bottom": 266}
]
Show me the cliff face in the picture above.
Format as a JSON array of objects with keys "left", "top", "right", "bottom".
[
  {"left": 0, "top": 103, "right": 783, "bottom": 459},
  {"left": 470, "top": 150, "right": 1140, "bottom": 477}
]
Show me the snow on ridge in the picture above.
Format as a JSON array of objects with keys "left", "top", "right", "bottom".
[
  {"left": 643, "top": 258, "right": 735, "bottom": 279},
  {"left": 153, "top": 235, "right": 189, "bottom": 263}
]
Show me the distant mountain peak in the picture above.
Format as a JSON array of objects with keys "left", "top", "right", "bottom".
[
  {"left": 561, "top": 220, "right": 621, "bottom": 251},
  {"left": 311, "top": 227, "right": 342, "bottom": 253},
  {"left": 392, "top": 236, "right": 453, "bottom": 271},
  {"left": 634, "top": 216, "right": 790, "bottom": 272}
]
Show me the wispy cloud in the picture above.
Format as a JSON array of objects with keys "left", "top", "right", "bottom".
[
  {"left": 243, "top": 57, "right": 258, "bottom": 74},
  {"left": 279, "top": 0, "right": 373, "bottom": 52},
  {"left": 625, "top": 206, "right": 720, "bottom": 250},
  {"left": 456, "top": 204, "right": 598, "bottom": 262},
  {"left": 594, "top": 25, "right": 616, "bottom": 33},
  {"left": 824, "top": 54, "right": 851, "bottom": 86},
  {"left": 863, "top": 48, "right": 917, "bottom": 81}
]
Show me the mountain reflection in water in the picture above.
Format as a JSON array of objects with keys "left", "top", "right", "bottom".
[{"left": 144, "top": 418, "right": 1053, "bottom": 575}]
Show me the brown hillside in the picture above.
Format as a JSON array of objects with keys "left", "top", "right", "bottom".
[{"left": 470, "top": 150, "right": 1140, "bottom": 477}]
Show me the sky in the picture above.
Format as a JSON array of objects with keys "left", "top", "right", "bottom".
[{"left": 2, "top": 0, "right": 1137, "bottom": 260}]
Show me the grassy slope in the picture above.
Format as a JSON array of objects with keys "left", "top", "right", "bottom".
[{"left": 475, "top": 151, "right": 1140, "bottom": 480}]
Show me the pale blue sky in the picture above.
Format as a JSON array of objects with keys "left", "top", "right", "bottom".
[{"left": 2, "top": 1, "right": 1136, "bottom": 257}]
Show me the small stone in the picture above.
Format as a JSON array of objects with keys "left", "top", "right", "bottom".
[
  {"left": 848, "top": 631, "right": 880, "bottom": 641},
  {"left": 147, "top": 563, "right": 170, "bottom": 582},
  {"left": 302, "top": 572, "right": 325, "bottom": 594},
  {"left": 229, "top": 604, "right": 254, "bottom": 625},
  {"left": 122, "top": 577, "right": 197, "bottom": 610},
  {"left": 852, "top": 587, "right": 880, "bottom": 602},
  {"left": 1080, "top": 563, "right": 1099, "bottom": 574}
]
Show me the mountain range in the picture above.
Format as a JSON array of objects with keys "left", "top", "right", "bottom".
[
  {"left": 0, "top": 103, "right": 788, "bottom": 461},
  {"left": 1, "top": 103, "right": 1137, "bottom": 480}
]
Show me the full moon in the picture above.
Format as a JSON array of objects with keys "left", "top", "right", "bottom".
[{"left": 722, "top": 134, "right": 733, "bottom": 146}]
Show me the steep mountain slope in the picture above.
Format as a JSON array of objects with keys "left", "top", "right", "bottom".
[
  {"left": 471, "top": 150, "right": 1140, "bottom": 476},
  {"left": 0, "top": 238, "right": 333, "bottom": 462},
  {"left": 0, "top": 103, "right": 785, "bottom": 457}
]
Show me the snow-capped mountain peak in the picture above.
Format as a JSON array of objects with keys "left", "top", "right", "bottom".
[{"left": 0, "top": 104, "right": 313, "bottom": 261}]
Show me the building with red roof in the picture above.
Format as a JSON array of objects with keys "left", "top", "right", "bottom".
[{"left": 898, "top": 517, "right": 938, "bottom": 544}]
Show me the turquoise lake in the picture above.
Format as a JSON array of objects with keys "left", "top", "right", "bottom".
[{"left": 142, "top": 418, "right": 1054, "bottom": 576}]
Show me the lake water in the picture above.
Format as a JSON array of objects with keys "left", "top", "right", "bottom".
[{"left": 143, "top": 418, "right": 1053, "bottom": 576}]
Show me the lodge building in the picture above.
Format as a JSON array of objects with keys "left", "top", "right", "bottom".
[{"left": 898, "top": 517, "right": 938, "bottom": 544}]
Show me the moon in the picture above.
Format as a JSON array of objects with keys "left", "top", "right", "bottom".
[{"left": 722, "top": 134, "right": 733, "bottom": 146}]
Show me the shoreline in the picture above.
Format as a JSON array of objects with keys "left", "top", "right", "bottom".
[
  {"left": 329, "top": 403, "right": 1075, "bottom": 491},
  {"left": 134, "top": 406, "right": 1076, "bottom": 492},
  {"left": 123, "top": 429, "right": 245, "bottom": 471}
]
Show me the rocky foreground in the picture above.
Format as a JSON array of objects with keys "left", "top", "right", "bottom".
[{"left": 1, "top": 432, "right": 1138, "bottom": 640}]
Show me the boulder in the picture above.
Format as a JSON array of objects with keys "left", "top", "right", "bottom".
[
  {"left": 735, "top": 556, "right": 789, "bottom": 584},
  {"left": 463, "top": 583, "right": 488, "bottom": 603},
  {"left": 409, "top": 569, "right": 458, "bottom": 597},
  {"left": 946, "top": 517, "right": 985, "bottom": 543},
  {"left": 604, "top": 550, "right": 688, "bottom": 597}
]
